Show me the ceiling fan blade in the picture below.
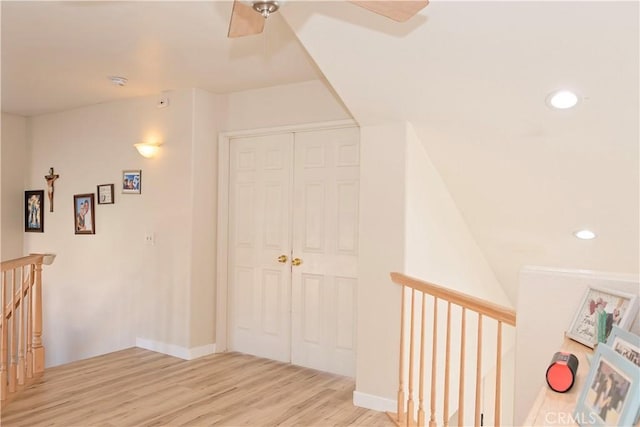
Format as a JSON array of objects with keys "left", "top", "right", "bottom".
[
  {"left": 228, "top": 0, "right": 265, "bottom": 38},
  {"left": 349, "top": 0, "right": 429, "bottom": 22}
]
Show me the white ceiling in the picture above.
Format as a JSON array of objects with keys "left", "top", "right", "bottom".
[
  {"left": 2, "top": 1, "right": 639, "bottom": 303},
  {"left": 1, "top": 1, "right": 321, "bottom": 115}
]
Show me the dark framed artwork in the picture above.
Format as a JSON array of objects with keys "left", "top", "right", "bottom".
[
  {"left": 73, "top": 193, "right": 95, "bottom": 235},
  {"left": 122, "top": 170, "right": 141, "bottom": 194},
  {"left": 25, "top": 190, "right": 44, "bottom": 232},
  {"left": 97, "top": 184, "right": 115, "bottom": 204}
]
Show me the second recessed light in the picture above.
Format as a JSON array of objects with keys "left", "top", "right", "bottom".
[
  {"left": 574, "top": 229, "right": 596, "bottom": 240},
  {"left": 547, "top": 90, "right": 579, "bottom": 109}
]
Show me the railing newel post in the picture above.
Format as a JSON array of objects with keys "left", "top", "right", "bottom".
[{"left": 32, "top": 261, "right": 44, "bottom": 374}]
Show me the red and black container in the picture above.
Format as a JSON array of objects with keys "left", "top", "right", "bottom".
[{"left": 545, "top": 351, "right": 579, "bottom": 393}]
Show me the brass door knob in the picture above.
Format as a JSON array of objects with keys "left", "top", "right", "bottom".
[
  {"left": 292, "top": 258, "right": 302, "bottom": 266},
  {"left": 277, "top": 255, "right": 288, "bottom": 263}
]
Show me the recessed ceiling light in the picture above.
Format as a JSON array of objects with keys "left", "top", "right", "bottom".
[
  {"left": 109, "top": 76, "right": 128, "bottom": 87},
  {"left": 574, "top": 229, "right": 596, "bottom": 240},
  {"left": 547, "top": 90, "right": 579, "bottom": 109}
]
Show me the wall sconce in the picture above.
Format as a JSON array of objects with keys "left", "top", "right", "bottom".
[{"left": 134, "top": 142, "right": 162, "bottom": 158}]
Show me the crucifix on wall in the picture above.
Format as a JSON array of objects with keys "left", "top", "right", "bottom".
[{"left": 44, "top": 167, "right": 60, "bottom": 212}]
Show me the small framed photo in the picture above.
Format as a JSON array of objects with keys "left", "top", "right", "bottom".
[
  {"left": 73, "top": 193, "right": 95, "bottom": 235},
  {"left": 574, "top": 344, "right": 639, "bottom": 426},
  {"left": 25, "top": 190, "right": 44, "bottom": 232},
  {"left": 606, "top": 325, "right": 640, "bottom": 367},
  {"left": 567, "top": 286, "right": 638, "bottom": 348},
  {"left": 97, "top": 184, "right": 115, "bottom": 204},
  {"left": 122, "top": 170, "right": 141, "bottom": 194}
]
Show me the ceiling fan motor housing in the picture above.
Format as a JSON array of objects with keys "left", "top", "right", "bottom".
[{"left": 249, "top": 1, "right": 281, "bottom": 19}]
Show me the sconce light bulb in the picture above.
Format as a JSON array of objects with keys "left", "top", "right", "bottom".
[{"left": 134, "top": 142, "right": 161, "bottom": 158}]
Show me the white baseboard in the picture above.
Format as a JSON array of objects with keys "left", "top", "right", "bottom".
[
  {"left": 353, "top": 390, "right": 397, "bottom": 413},
  {"left": 136, "top": 338, "right": 216, "bottom": 360}
]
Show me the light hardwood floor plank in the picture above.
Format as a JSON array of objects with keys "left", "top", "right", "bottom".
[{"left": 0, "top": 348, "right": 392, "bottom": 427}]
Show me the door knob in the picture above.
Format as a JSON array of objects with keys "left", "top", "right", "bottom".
[
  {"left": 277, "top": 255, "right": 288, "bottom": 263},
  {"left": 292, "top": 258, "right": 302, "bottom": 266}
]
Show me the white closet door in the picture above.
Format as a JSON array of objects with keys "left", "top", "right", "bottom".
[
  {"left": 290, "top": 127, "right": 360, "bottom": 377},
  {"left": 228, "top": 133, "right": 294, "bottom": 363}
]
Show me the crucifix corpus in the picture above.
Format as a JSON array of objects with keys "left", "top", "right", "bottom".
[{"left": 44, "top": 167, "right": 60, "bottom": 212}]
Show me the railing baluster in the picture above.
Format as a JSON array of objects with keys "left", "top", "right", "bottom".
[
  {"left": 18, "top": 267, "right": 25, "bottom": 385},
  {"left": 397, "top": 285, "right": 406, "bottom": 424},
  {"left": 495, "top": 321, "right": 503, "bottom": 427},
  {"left": 418, "top": 292, "right": 427, "bottom": 427},
  {"left": 443, "top": 302, "right": 451, "bottom": 427},
  {"left": 1, "top": 271, "right": 7, "bottom": 400},
  {"left": 474, "top": 314, "right": 483, "bottom": 427},
  {"left": 417, "top": 292, "right": 426, "bottom": 427},
  {"left": 458, "top": 308, "right": 466, "bottom": 426},
  {"left": 429, "top": 297, "right": 438, "bottom": 427},
  {"left": 26, "top": 266, "right": 33, "bottom": 379},
  {"left": 407, "top": 289, "right": 416, "bottom": 427},
  {"left": 9, "top": 270, "right": 17, "bottom": 392}
]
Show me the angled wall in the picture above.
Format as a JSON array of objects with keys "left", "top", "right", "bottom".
[{"left": 355, "top": 122, "right": 513, "bottom": 420}]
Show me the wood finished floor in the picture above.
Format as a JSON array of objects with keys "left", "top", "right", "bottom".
[{"left": 0, "top": 348, "right": 392, "bottom": 427}]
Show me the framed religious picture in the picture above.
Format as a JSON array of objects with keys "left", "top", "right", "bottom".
[
  {"left": 122, "top": 170, "right": 141, "bottom": 194},
  {"left": 73, "top": 193, "right": 95, "bottom": 235},
  {"left": 566, "top": 286, "right": 638, "bottom": 349},
  {"left": 25, "top": 190, "right": 44, "bottom": 232},
  {"left": 97, "top": 184, "right": 115, "bottom": 204}
]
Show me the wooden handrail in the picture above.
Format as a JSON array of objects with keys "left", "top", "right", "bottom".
[
  {"left": 1, "top": 255, "right": 44, "bottom": 273},
  {"left": 388, "top": 272, "right": 516, "bottom": 427},
  {"left": 390, "top": 272, "right": 516, "bottom": 326}
]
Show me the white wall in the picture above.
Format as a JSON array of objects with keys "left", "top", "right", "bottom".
[
  {"left": 403, "top": 124, "right": 514, "bottom": 425},
  {"left": 355, "top": 123, "right": 517, "bottom": 423},
  {"left": 404, "top": 123, "right": 511, "bottom": 304},
  {"left": 514, "top": 267, "right": 640, "bottom": 425},
  {"left": 24, "top": 89, "right": 222, "bottom": 366},
  {"left": 225, "top": 80, "right": 352, "bottom": 131},
  {"left": 355, "top": 122, "right": 407, "bottom": 409},
  {"left": 189, "top": 89, "right": 227, "bottom": 347},
  {"left": 14, "top": 79, "right": 349, "bottom": 367},
  {"left": 1, "top": 113, "right": 27, "bottom": 260}
]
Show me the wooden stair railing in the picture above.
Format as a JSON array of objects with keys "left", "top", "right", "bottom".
[
  {"left": 388, "top": 272, "right": 516, "bottom": 427},
  {"left": 0, "top": 254, "right": 45, "bottom": 402}
]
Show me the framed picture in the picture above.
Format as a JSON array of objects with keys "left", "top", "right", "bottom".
[
  {"left": 73, "top": 193, "right": 95, "bottom": 235},
  {"left": 574, "top": 344, "right": 639, "bottom": 426},
  {"left": 25, "top": 190, "right": 44, "bottom": 232},
  {"left": 97, "top": 184, "right": 115, "bottom": 204},
  {"left": 606, "top": 325, "right": 640, "bottom": 367},
  {"left": 567, "top": 286, "right": 638, "bottom": 348},
  {"left": 122, "top": 170, "right": 141, "bottom": 194}
]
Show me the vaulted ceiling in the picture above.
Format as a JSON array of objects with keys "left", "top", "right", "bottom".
[{"left": 3, "top": 1, "right": 638, "bottom": 303}]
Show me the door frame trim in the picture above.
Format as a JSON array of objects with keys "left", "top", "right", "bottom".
[{"left": 215, "top": 119, "right": 357, "bottom": 352}]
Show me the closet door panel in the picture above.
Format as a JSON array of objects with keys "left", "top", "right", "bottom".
[
  {"left": 228, "top": 133, "right": 294, "bottom": 363},
  {"left": 291, "top": 127, "right": 359, "bottom": 377}
]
